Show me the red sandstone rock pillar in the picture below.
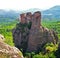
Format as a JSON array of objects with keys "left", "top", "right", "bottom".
[
  {"left": 27, "top": 11, "right": 42, "bottom": 52},
  {"left": 26, "top": 12, "right": 32, "bottom": 23},
  {"left": 31, "top": 11, "right": 41, "bottom": 29},
  {"left": 20, "top": 13, "right": 27, "bottom": 24}
]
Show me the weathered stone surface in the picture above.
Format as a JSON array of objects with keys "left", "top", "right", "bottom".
[
  {"left": 0, "top": 34, "right": 24, "bottom": 58},
  {"left": 26, "top": 12, "right": 32, "bottom": 23},
  {"left": 27, "top": 11, "right": 58, "bottom": 52},
  {"left": 0, "top": 34, "right": 5, "bottom": 41},
  {"left": 27, "top": 27, "right": 58, "bottom": 52},
  {"left": 20, "top": 13, "right": 26, "bottom": 24},
  {"left": 12, "top": 11, "right": 58, "bottom": 53},
  {"left": 12, "top": 23, "right": 30, "bottom": 53}
]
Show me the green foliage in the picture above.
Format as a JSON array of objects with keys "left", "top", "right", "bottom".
[
  {"left": 54, "top": 43, "right": 60, "bottom": 58},
  {"left": 25, "top": 52, "right": 56, "bottom": 58},
  {"left": 45, "top": 43, "right": 58, "bottom": 52},
  {"left": 33, "top": 53, "right": 49, "bottom": 58},
  {"left": 0, "top": 20, "right": 18, "bottom": 46},
  {"left": 42, "top": 21, "right": 60, "bottom": 39}
]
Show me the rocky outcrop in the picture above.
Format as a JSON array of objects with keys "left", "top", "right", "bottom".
[
  {"left": 0, "top": 34, "right": 24, "bottom": 58},
  {"left": 12, "top": 11, "right": 58, "bottom": 53},
  {"left": 0, "top": 34, "right": 5, "bottom": 41},
  {"left": 12, "top": 23, "right": 30, "bottom": 53},
  {"left": 27, "top": 27, "right": 58, "bottom": 52}
]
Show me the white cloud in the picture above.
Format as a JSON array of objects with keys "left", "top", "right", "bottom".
[{"left": 0, "top": 0, "right": 60, "bottom": 10}]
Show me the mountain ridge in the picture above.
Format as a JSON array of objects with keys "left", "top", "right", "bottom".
[{"left": 0, "top": 5, "right": 60, "bottom": 23}]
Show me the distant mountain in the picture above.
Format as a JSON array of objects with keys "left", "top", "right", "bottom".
[
  {"left": 24, "top": 8, "right": 41, "bottom": 13},
  {"left": 0, "top": 5, "right": 60, "bottom": 23},
  {"left": 42, "top": 6, "right": 60, "bottom": 21},
  {"left": 0, "top": 10, "right": 19, "bottom": 19},
  {"left": 0, "top": 10, "right": 20, "bottom": 23}
]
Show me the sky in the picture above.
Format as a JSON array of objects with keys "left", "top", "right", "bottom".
[{"left": 0, "top": 0, "right": 60, "bottom": 10}]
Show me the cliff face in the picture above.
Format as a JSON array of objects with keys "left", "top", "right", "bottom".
[
  {"left": 12, "top": 23, "right": 30, "bottom": 53},
  {"left": 12, "top": 11, "right": 58, "bottom": 53}
]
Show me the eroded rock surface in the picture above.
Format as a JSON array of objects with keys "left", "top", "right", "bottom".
[
  {"left": 12, "top": 11, "right": 58, "bottom": 53},
  {"left": 0, "top": 34, "right": 24, "bottom": 58}
]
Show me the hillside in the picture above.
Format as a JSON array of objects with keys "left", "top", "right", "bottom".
[
  {"left": 42, "top": 6, "right": 60, "bottom": 21},
  {"left": 0, "top": 5, "right": 60, "bottom": 24},
  {"left": 0, "top": 10, "right": 19, "bottom": 24}
]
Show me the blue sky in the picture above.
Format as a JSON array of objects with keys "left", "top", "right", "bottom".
[{"left": 0, "top": 0, "right": 60, "bottom": 10}]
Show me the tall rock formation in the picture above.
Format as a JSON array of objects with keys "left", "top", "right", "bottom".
[
  {"left": 27, "top": 11, "right": 58, "bottom": 52},
  {"left": 12, "top": 11, "right": 58, "bottom": 53}
]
